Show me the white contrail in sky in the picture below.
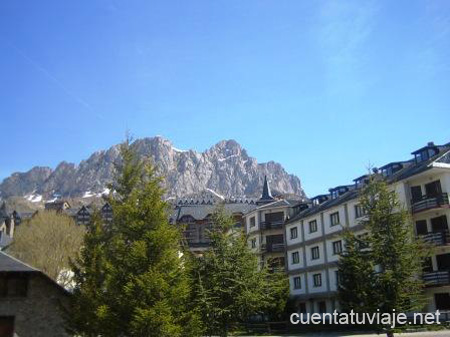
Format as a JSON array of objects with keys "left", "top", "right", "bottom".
[{"left": 6, "top": 39, "right": 103, "bottom": 119}]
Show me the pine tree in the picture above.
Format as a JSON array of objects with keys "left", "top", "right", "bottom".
[
  {"left": 192, "top": 207, "right": 288, "bottom": 337},
  {"left": 68, "top": 138, "right": 201, "bottom": 337},
  {"left": 67, "top": 210, "right": 107, "bottom": 336},
  {"left": 338, "top": 230, "right": 377, "bottom": 313},
  {"left": 338, "top": 175, "right": 428, "bottom": 337}
]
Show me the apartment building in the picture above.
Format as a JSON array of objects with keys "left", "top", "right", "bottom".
[
  {"left": 244, "top": 176, "right": 304, "bottom": 271},
  {"left": 284, "top": 141, "right": 450, "bottom": 315}
]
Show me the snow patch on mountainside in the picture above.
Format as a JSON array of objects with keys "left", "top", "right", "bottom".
[
  {"left": 206, "top": 188, "right": 225, "bottom": 200},
  {"left": 25, "top": 193, "right": 43, "bottom": 203}
]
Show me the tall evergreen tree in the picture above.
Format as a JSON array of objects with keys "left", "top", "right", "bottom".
[
  {"left": 67, "top": 210, "right": 107, "bottom": 336},
  {"left": 192, "top": 207, "right": 288, "bottom": 337},
  {"left": 338, "top": 175, "right": 428, "bottom": 337},
  {"left": 338, "top": 230, "right": 377, "bottom": 314},
  {"left": 68, "top": 138, "right": 201, "bottom": 337}
]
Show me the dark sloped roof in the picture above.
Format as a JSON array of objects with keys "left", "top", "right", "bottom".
[
  {"left": 173, "top": 202, "right": 256, "bottom": 222},
  {"left": 0, "top": 232, "right": 13, "bottom": 249},
  {"left": 256, "top": 199, "right": 299, "bottom": 211},
  {"left": 0, "top": 251, "right": 37, "bottom": 272},
  {"left": 0, "top": 203, "right": 9, "bottom": 220},
  {"left": 286, "top": 189, "right": 360, "bottom": 224},
  {"left": 286, "top": 144, "right": 450, "bottom": 225}
]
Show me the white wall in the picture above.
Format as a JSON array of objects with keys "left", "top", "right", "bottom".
[
  {"left": 307, "top": 270, "right": 327, "bottom": 293},
  {"left": 287, "top": 247, "right": 305, "bottom": 270},
  {"left": 289, "top": 273, "right": 306, "bottom": 295},
  {"left": 285, "top": 220, "right": 303, "bottom": 246},
  {"left": 305, "top": 242, "right": 325, "bottom": 267},
  {"left": 323, "top": 207, "right": 345, "bottom": 235},
  {"left": 326, "top": 237, "right": 343, "bottom": 263},
  {"left": 328, "top": 267, "right": 339, "bottom": 291},
  {"left": 303, "top": 216, "right": 322, "bottom": 241}
]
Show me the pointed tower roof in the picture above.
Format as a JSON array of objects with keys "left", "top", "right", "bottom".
[
  {"left": 257, "top": 176, "right": 274, "bottom": 205},
  {"left": 0, "top": 202, "right": 8, "bottom": 219}
]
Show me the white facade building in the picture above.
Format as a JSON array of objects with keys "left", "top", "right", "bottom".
[
  {"left": 244, "top": 176, "right": 303, "bottom": 271},
  {"left": 283, "top": 141, "right": 450, "bottom": 315}
]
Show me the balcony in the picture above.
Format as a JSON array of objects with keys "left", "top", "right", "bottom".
[
  {"left": 423, "top": 270, "right": 450, "bottom": 286},
  {"left": 411, "top": 193, "right": 449, "bottom": 214},
  {"left": 261, "top": 243, "right": 285, "bottom": 253},
  {"left": 260, "top": 220, "right": 284, "bottom": 230},
  {"left": 421, "top": 231, "right": 450, "bottom": 246}
]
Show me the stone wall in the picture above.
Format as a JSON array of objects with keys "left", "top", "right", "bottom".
[{"left": 0, "top": 273, "right": 70, "bottom": 337}]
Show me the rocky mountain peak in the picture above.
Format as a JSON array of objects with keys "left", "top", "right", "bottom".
[{"left": 0, "top": 137, "right": 306, "bottom": 201}]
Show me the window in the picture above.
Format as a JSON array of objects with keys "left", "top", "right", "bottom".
[
  {"left": 354, "top": 204, "right": 366, "bottom": 218},
  {"left": 290, "top": 227, "right": 298, "bottom": 239},
  {"left": 425, "top": 180, "right": 442, "bottom": 198},
  {"left": 309, "top": 220, "right": 317, "bottom": 233},
  {"left": 410, "top": 186, "right": 423, "bottom": 203},
  {"left": 313, "top": 273, "right": 322, "bottom": 287},
  {"left": 415, "top": 220, "right": 428, "bottom": 235},
  {"left": 335, "top": 270, "right": 342, "bottom": 287},
  {"left": 293, "top": 276, "right": 301, "bottom": 289},
  {"left": 292, "top": 251, "right": 300, "bottom": 264},
  {"left": 332, "top": 240, "right": 343, "bottom": 255},
  {"left": 330, "top": 212, "right": 340, "bottom": 226},
  {"left": 251, "top": 238, "right": 256, "bottom": 248},
  {"left": 311, "top": 246, "right": 320, "bottom": 260},
  {"left": 0, "top": 274, "right": 28, "bottom": 298},
  {"left": 434, "top": 293, "right": 450, "bottom": 310},
  {"left": 249, "top": 217, "right": 255, "bottom": 227},
  {"left": 265, "top": 212, "right": 284, "bottom": 224},
  {"left": 431, "top": 215, "right": 448, "bottom": 232},
  {"left": 0, "top": 317, "right": 14, "bottom": 337}
]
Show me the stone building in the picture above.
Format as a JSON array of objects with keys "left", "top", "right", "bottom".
[{"left": 0, "top": 251, "right": 70, "bottom": 337}]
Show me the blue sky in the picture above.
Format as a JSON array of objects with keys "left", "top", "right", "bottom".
[{"left": 0, "top": 0, "right": 449, "bottom": 196}]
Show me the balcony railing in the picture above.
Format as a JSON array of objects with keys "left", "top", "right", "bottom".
[
  {"left": 423, "top": 270, "right": 450, "bottom": 286},
  {"left": 261, "top": 243, "right": 285, "bottom": 253},
  {"left": 421, "top": 230, "right": 450, "bottom": 246},
  {"left": 260, "top": 220, "right": 284, "bottom": 230},
  {"left": 411, "top": 193, "right": 449, "bottom": 214}
]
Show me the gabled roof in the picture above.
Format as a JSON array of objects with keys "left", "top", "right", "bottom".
[
  {"left": 0, "top": 251, "right": 37, "bottom": 272},
  {"left": 0, "top": 232, "right": 13, "bottom": 249},
  {"left": 0, "top": 202, "right": 9, "bottom": 220},
  {"left": 173, "top": 202, "right": 256, "bottom": 222},
  {"left": 255, "top": 199, "right": 299, "bottom": 211}
]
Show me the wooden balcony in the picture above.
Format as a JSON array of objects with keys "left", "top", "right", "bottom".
[
  {"left": 411, "top": 193, "right": 449, "bottom": 214},
  {"left": 423, "top": 270, "right": 450, "bottom": 286},
  {"left": 421, "top": 230, "right": 450, "bottom": 246}
]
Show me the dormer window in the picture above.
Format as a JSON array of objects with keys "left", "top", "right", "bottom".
[
  {"left": 311, "top": 195, "right": 329, "bottom": 206},
  {"left": 354, "top": 175, "right": 369, "bottom": 188},
  {"left": 329, "top": 186, "right": 349, "bottom": 199},
  {"left": 412, "top": 142, "right": 439, "bottom": 164},
  {"left": 380, "top": 163, "right": 404, "bottom": 177}
]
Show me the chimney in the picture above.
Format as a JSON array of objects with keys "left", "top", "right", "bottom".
[{"left": 427, "top": 141, "right": 435, "bottom": 147}]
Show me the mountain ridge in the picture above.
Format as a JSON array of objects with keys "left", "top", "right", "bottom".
[{"left": 0, "top": 137, "right": 305, "bottom": 200}]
